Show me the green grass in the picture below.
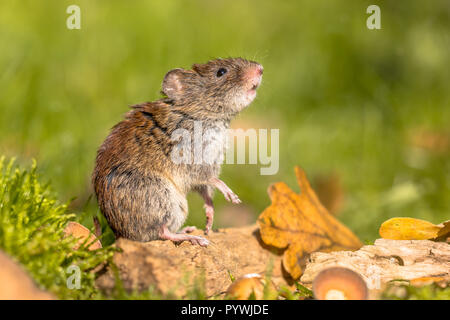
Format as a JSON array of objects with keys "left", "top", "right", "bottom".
[
  {"left": 383, "top": 282, "right": 450, "bottom": 300},
  {"left": 0, "top": 1, "right": 448, "bottom": 299}
]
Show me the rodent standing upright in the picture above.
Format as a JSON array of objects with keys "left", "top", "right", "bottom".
[{"left": 92, "top": 58, "right": 263, "bottom": 246}]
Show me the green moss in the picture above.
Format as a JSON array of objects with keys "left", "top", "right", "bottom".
[{"left": 0, "top": 156, "right": 115, "bottom": 299}]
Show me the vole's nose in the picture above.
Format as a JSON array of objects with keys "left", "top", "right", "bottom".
[
  {"left": 250, "top": 64, "right": 263, "bottom": 77},
  {"left": 256, "top": 65, "right": 263, "bottom": 76},
  {"left": 246, "top": 64, "right": 263, "bottom": 82}
]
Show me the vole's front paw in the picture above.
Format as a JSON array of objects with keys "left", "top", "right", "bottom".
[
  {"left": 230, "top": 194, "right": 242, "bottom": 204},
  {"left": 224, "top": 190, "right": 241, "bottom": 204},
  {"left": 211, "top": 178, "right": 242, "bottom": 205}
]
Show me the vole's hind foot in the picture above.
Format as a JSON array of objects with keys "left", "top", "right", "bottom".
[
  {"left": 178, "top": 226, "right": 197, "bottom": 234},
  {"left": 177, "top": 234, "right": 209, "bottom": 247},
  {"left": 186, "top": 235, "right": 209, "bottom": 247},
  {"left": 161, "top": 226, "right": 209, "bottom": 247}
]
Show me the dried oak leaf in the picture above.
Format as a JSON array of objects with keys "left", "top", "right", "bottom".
[
  {"left": 379, "top": 217, "right": 450, "bottom": 241},
  {"left": 257, "top": 167, "right": 362, "bottom": 280},
  {"left": 64, "top": 221, "right": 102, "bottom": 251}
]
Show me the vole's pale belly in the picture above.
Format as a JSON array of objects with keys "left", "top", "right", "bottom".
[
  {"left": 172, "top": 122, "right": 228, "bottom": 191},
  {"left": 201, "top": 124, "right": 227, "bottom": 165}
]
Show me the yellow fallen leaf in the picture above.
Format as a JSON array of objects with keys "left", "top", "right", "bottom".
[
  {"left": 436, "top": 221, "right": 450, "bottom": 241},
  {"left": 379, "top": 217, "right": 448, "bottom": 240},
  {"left": 409, "top": 276, "right": 449, "bottom": 288},
  {"left": 257, "top": 167, "right": 362, "bottom": 280}
]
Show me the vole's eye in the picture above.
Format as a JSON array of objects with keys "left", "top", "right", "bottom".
[{"left": 216, "top": 68, "right": 227, "bottom": 77}]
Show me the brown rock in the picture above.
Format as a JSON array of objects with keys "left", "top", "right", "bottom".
[
  {"left": 0, "top": 250, "right": 55, "bottom": 300},
  {"left": 96, "top": 225, "right": 287, "bottom": 298}
]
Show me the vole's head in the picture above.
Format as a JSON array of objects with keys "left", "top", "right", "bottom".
[{"left": 162, "top": 58, "right": 263, "bottom": 117}]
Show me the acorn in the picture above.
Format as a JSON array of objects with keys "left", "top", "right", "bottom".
[
  {"left": 312, "top": 267, "right": 368, "bottom": 300},
  {"left": 226, "top": 273, "right": 277, "bottom": 300}
]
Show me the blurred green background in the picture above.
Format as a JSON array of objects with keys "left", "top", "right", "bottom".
[{"left": 0, "top": 0, "right": 448, "bottom": 242}]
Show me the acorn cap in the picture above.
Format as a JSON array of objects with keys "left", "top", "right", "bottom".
[{"left": 313, "top": 267, "right": 368, "bottom": 300}]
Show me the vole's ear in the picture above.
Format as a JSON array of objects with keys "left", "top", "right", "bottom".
[
  {"left": 192, "top": 63, "right": 209, "bottom": 76},
  {"left": 162, "top": 68, "right": 187, "bottom": 100}
]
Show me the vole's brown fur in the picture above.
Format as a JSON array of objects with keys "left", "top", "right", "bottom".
[{"left": 92, "top": 58, "right": 263, "bottom": 246}]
